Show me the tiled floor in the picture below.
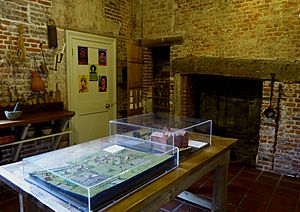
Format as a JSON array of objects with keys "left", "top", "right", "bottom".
[
  {"left": 0, "top": 164, "right": 300, "bottom": 212},
  {"left": 160, "top": 164, "right": 300, "bottom": 212}
]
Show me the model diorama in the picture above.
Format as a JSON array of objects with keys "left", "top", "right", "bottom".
[
  {"left": 150, "top": 128, "right": 188, "bottom": 148},
  {"left": 109, "top": 113, "right": 212, "bottom": 149},
  {"left": 23, "top": 135, "right": 178, "bottom": 211}
]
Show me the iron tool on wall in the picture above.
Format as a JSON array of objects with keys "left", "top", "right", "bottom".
[
  {"left": 264, "top": 73, "right": 276, "bottom": 118},
  {"left": 39, "top": 43, "right": 48, "bottom": 75}
]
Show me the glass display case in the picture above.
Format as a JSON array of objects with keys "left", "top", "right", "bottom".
[
  {"left": 22, "top": 134, "right": 179, "bottom": 211},
  {"left": 109, "top": 113, "right": 212, "bottom": 149}
]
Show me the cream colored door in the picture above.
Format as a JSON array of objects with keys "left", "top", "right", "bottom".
[{"left": 66, "top": 30, "right": 116, "bottom": 144}]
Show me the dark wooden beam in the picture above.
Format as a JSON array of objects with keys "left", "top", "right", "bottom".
[
  {"left": 135, "top": 36, "right": 183, "bottom": 47},
  {"left": 172, "top": 56, "right": 300, "bottom": 82}
]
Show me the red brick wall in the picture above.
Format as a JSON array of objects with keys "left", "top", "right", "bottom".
[
  {"left": 258, "top": 82, "right": 300, "bottom": 175},
  {"left": 0, "top": 0, "right": 57, "bottom": 164},
  {"left": 180, "top": 75, "right": 194, "bottom": 117},
  {"left": 0, "top": 0, "right": 52, "bottom": 103},
  {"left": 0, "top": 0, "right": 136, "bottom": 163},
  {"left": 142, "top": 48, "right": 153, "bottom": 113},
  {"left": 136, "top": 0, "right": 300, "bottom": 176}
]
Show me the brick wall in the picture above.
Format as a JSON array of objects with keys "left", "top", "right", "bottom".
[
  {"left": 136, "top": 0, "right": 299, "bottom": 60},
  {"left": 135, "top": 0, "right": 300, "bottom": 176},
  {"left": 140, "top": 0, "right": 175, "bottom": 38},
  {"left": 258, "top": 82, "right": 300, "bottom": 176},
  {"left": 0, "top": 0, "right": 52, "bottom": 102},
  {"left": 0, "top": 0, "right": 135, "bottom": 163},
  {"left": 142, "top": 48, "right": 153, "bottom": 113}
]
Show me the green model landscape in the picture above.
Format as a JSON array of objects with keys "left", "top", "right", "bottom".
[{"left": 30, "top": 147, "right": 173, "bottom": 198}]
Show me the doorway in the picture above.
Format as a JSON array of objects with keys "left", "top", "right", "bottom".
[{"left": 66, "top": 30, "right": 116, "bottom": 144}]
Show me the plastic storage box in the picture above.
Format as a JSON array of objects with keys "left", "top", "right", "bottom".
[
  {"left": 23, "top": 134, "right": 179, "bottom": 211},
  {"left": 109, "top": 113, "right": 212, "bottom": 149}
]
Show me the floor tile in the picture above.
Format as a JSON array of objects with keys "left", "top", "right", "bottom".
[
  {"left": 230, "top": 177, "right": 254, "bottom": 188},
  {"left": 269, "top": 195, "right": 298, "bottom": 210},
  {"left": 0, "top": 198, "right": 19, "bottom": 212},
  {"left": 237, "top": 170, "right": 259, "bottom": 181},
  {"left": 251, "top": 181, "right": 276, "bottom": 193},
  {"left": 160, "top": 199, "right": 182, "bottom": 211},
  {"left": 260, "top": 170, "right": 282, "bottom": 178},
  {"left": 279, "top": 178, "right": 300, "bottom": 191},
  {"left": 0, "top": 190, "right": 18, "bottom": 204},
  {"left": 274, "top": 186, "right": 300, "bottom": 200},
  {"left": 228, "top": 192, "right": 244, "bottom": 205},
  {"left": 174, "top": 202, "right": 207, "bottom": 212},
  {"left": 246, "top": 189, "right": 271, "bottom": 202},
  {"left": 192, "top": 185, "right": 213, "bottom": 199},
  {"left": 239, "top": 197, "right": 268, "bottom": 211},
  {"left": 226, "top": 204, "right": 237, "bottom": 212},
  {"left": 228, "top": 184, "right": 249, "bottom": 196}
]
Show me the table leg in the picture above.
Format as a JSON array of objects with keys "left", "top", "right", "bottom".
[
  {"left": 212, "top": 151, "right": 229, "bottom": 212},
  {"left": 19, "top": 193, "right": 24, "bottom": 212}
]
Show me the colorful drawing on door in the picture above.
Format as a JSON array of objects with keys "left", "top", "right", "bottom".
[
  {"left": 89, "top": 64, "right": 98, "bottom": 81},
  {"left": 78, "top": 46, "right": 88, "bottom": 65},
  {"left": 98, "top": 49, "right": 107, "bottom": 66},
  {"left": 98, "top": 76, "right": 107, "bottom": 92},
  {"left": 79, "top": 75, "right": 89, "bottom": 93}
]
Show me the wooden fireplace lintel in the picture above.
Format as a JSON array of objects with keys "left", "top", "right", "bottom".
[
  {"left": 172, "top": 56, "right": 300, "bottom": 82},
  {"left": 134, "top": 36, "right": 183, "bottom": 47}
]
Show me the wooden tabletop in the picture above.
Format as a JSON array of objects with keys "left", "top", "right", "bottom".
[
  {"left": 0, "top": 135, "right": 236, "bottom": 212},
  {"left": 0, "top": 110, "right": 75, "bottom": 129},
  {"left": 104, "top": 135, "right": 236, "bottom": 211}
]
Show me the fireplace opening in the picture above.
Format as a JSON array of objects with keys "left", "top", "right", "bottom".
[{"left": 188, "top": 74, "right": 263, "bottom": 165}]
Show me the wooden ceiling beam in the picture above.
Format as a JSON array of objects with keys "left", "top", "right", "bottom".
[{"left": 135, "top": 36, "right": 183, "bottom": 47}]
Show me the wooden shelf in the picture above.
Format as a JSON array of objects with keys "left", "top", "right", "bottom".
[
  {"left": 0, "top": 110, "right": 75, "bottom": 129},
  {"left": 153, "top": 96, "right": 169, "bottom": 100},
  {"left": 153, "top": 105, "right": 170, "bottom": 109},
  {"left": 0, "top": 130, "right": 72, "bottom": 148},
  {"left": 0, "top": 110, "right": 75, "bottom": 163}
]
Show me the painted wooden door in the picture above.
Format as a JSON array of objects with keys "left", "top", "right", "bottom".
[{"left": 66, "top": 30, "right": 116, "bottom": 144}]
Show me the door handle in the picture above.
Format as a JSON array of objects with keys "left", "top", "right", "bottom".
[{"left": 105, "top": 104, "right": 111, "bottom": 108}]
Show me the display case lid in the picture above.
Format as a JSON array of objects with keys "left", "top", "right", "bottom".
[
  {"left": 110, "top": 113, "right": 211, "bottom": 132},
  {"left": 110, "top": 113, "right": 212, "bottom": 148}
]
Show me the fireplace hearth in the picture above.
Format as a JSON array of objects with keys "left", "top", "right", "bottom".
[{"left": 186, "top": 74, "right": 263, "bottom": 165}]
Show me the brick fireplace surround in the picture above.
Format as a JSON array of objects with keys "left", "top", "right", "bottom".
[{"left": 171, "top": 56, "right": 300, "bottom": 177}]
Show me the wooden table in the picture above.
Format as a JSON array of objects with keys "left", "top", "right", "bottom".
[{"left": 0, "top": 135, "right": 236, "bottom": 212}]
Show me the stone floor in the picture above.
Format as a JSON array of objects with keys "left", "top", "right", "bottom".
[{"left": 0, "top": 163, "right": 300, "bottom": 212}]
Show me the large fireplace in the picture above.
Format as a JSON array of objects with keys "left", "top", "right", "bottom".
[
  {"left": 170, "top": 56, "right": 300, "bottom": 176},
  {"left": 188, "top": 74, "right": 262, "bottom": 165}
]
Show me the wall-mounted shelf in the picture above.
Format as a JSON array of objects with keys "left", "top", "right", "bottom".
[{"left": 0, "top": 110, "right": 75, "bottom": 163}]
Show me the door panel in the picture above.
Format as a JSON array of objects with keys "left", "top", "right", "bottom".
[
  {"left": 66, "top": 31, "right": 116, "bottom": 144},
  {"left": 77, "top": 113, "right": 108, "bottom": 142}
]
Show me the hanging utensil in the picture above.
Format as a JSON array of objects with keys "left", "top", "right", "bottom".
[
  {"left": 264, "top": 73, "right": 276, "bottom": 118},
  {"left": 13, "top": 102, "right": 20, "bottom": 112},
  {"left": 39, "top": 43, "right": 48, "bottom": 75},
  {"left": 33, "top": 57, "right": 40, "bottom": 73}
]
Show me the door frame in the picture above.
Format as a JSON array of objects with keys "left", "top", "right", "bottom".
[{"left": 66, "top": 30, "right": 117, "bottom": 145}]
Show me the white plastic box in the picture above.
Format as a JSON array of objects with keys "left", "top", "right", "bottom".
[
  {"left": 23, "top": 134, "right": 178, "bottom": 211},
  {"left": 109, "top": 113, "right": 212, "bottom": 149}
]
